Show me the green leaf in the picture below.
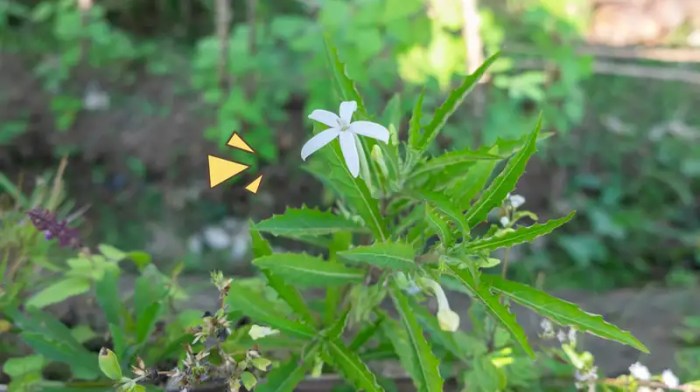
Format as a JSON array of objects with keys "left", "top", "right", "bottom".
[
  {"left": 350, "top": 314, "right": 385, "bottom": 350},
  {"left": 322, "top": 338, "right": 385, "bottom": 392},
  {"left": 307, "top": 152, "right": 389, "bottom": 241},
  {"left": 465, "top": 211, "right": 576, "bottom": 252},
  {"left": 226, "top": 282, "right": 316, "bottom": 339},
  {"left": 408, "top": 90, "right": 425, "bottom": 149},
  {"left": 449, "top": 150, "right": 500, "bottom": 208},
  {"left": 325, "top": 307, "right": 351, "bottom": 340},
  {"left": 323, "top": 35, "right": 367, "bottom": 117},
  {"left": 338, "top": 242, "right": 416, "bottom": 271},
  {"left": 425, "top": 204, "right": 454, "bottom": 247},
  {"left": 98, "top": 244, "right": 126, "bottom": 261},
  {"left": 464, "top": 116, "right": 541, "bottom": 228},
  {"left": 415, "top": 53, "right": 500, "bottom": 151},
  {"left": 483, "top": 275, "right": 649, "bottom": 353},
  {"left": 3, "top": 355, "right": 44, "bottom": 378},
  {"left": 135, "top": 302, "right": 161, "bottom": 345},
  {"left": 126, "top": 251, "right": 151, "bottom": 269},
  {"left": 253, "top": 253, "right": 365, "bottom": 287},
  {"left": 98, "top": 348, "right": 122, "bottom": 380},
  {"left": 448, "top": 265, "right": 535, "bottom": 358},
  {"left": 256, "top": 345, "right": 320, "bottom": 392},
  {"left": 255, "top": 207, "right": 367, "bottom": 237},
  {"left": 389, "top": 287, "right": 443, "bottom": 392},
  {"left": 26, "top": 277, "right": 91, "bottom": 309},
  {"left": 251, "top": 357, "right": 272, "bottom": 371},
  {"left": 20, "top": 332, "right": 100, "bottom": 379},
  {"left": 411, "top": 148, "right": 502, "bottom": 180},
  {"left": 252, "top": 228, "right": 315, "bottom": 325},
  {"left": 413, "top": 189, "right": 468, "bottom": 234},
  {"left": 241, "top": 371, "right": 258, "bottom": 390}
]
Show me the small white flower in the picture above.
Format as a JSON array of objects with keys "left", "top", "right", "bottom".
[
  {"left": 302, "top": 101, "right": 390, "bottom": 177},
  {"left": 507, "top": 193, "right": 526, "bottom": 209},
  {"left": 568, "top": 327, "right": 577, "bottom": 345},
  {"left": 661, "top": 369, "right": 679, "bottom": 388},
  {"left": 202, "top": 226, "right": 231, "bottom": 250},
  {"left": 540, "top": 319, "right": 554, "bottom": 335},
  {"left": 629, "top": 362, "right": 651, "bottom": 381},
  {"left": 499, "top": 216, "right": 510, "bottom": 227},
  {"left": 422, "top": 278, "right": 460, "bottom": 332},
  {"left": 437, "top": 308, "right": 460, "bottom": 332},
  {"left": 557, "top": 329, "right": 567, "bottom": 343},
  {"left": 248, "top": 325, "right": 280, "bottom": 340}
]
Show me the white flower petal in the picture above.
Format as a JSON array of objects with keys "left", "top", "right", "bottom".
[
  {"left": 629, "top": 362, "right": 651, "bottom": 381},
  {"left": 662, "top": 370, "right": 679, "bottom": 388},
  {"left": 301, "top": 128, "right": 340, "bottom": 160},
  {"left": 248, "top": 325, "right": 279, "bottom": 340},
  {"left": 349, "top": 121, "right": 389, "bottom": 143},
  {"left": 339, "top": 101, "right": 357, "bottom": 123},
  {"left": 339, "top": 132, "right": 360, "bottom": 177},
  {"left": 308, "top": 109, "right": 340, "bottom": 127},
  {"left": 437, "top": 308, "right": 460, "bottom": 332}
]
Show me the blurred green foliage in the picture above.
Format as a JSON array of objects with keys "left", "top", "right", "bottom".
[{"left": 1, "top": 0, "right": 699, "bottom": 288}]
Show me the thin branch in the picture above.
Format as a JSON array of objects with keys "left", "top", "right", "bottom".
[
  {"left": 215, "top": 0, "right": 232, "bottom": 93},
  {"left": 593, "top": 61, "right": 700, "bottom": 85}
]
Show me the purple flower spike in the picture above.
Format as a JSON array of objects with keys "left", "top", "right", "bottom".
[{"left": 27, "top": 208, "right": 82, "bottom": 249}]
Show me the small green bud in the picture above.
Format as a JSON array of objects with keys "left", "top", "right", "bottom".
[{"left": 98, "top": 347, "right": 122, "bottom": 380}]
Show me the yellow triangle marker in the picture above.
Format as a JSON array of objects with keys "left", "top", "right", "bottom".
[
  {"left": 208, "top": 155, "right": 248, "bottom": 188},
  {"left": 245, "top": 175, "right": 263, "bottom": 194},
  {"left": 227, "top": 132, "right": 255, "bottom": 153}
]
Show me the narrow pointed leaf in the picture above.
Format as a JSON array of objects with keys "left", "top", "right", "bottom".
[
  {"left": 256, "top": 348, "right": 318, "bottom": 392},
  {"left": 338, "top": 242, "right": 416, "bottom": 271},
  {"left": 415, "top": 53, "right": 500, "bottom": 151},
  {"left": 413, "top": 190, "right": 468, "bottom": 234},
  {"left": 465, "top": 116, "right": 541, "bottom": 228},
  {"left": 322, "top": 338, "right": 385, "bottom": 392},
  {"left": 425, "top": 204, "right": 454, "bottom": 247},
  {"left": 255, "top": 207, "right": 367, "bottom": 237},
  {"left": 408, "top": 91, "right": 425, "bottom": 149},
  {"left": 226, "top": 282, "right": 316, "bottom": 339},
  {"left": 253, "top": 253, "right": 364, "bottom": 287},
  {"left": 389, "top": 286, "right": 443, "bottom": 392},
  {"left": 483, "top": 275, "right": 649, "bottom": 353},
  {"left": 411, "top": 148, "right": 502, "bottom": 180},
  {"left": 448, "top": 265, "right": 535, "bottom": 358},
  {"left": 466, "top": 211, "right": 576, "bottom": 252},
  {"left": 323, "top": 35, "right": 367, "bottom": 117},
  {"left": 250, "top": 230, "right": 315, "bottom": 325}
]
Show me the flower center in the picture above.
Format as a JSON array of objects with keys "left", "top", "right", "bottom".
[{"left": 337, "top": 119, "right": 350, "bottom": 131}]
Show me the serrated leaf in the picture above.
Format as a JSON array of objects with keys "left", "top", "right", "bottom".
[
  {"left": 449, "top": 150, "right": 501, "bottom": 208},
  {"left": 415, "top": 53, "right": 500, "bottom": 151},
  {"left": 466, "top": 211, "right": 575, "bottom": 252},
  {"left": 323, "top": 35, "right": 367, "bottom": 117},
  {"left": 413, "top": 190, "right": 468, "bottom": 234},
  {"left": 338, "top": 242, "right": 416, "bottom": 271},
  {"left": 255, "top": 207, "right": 367, "bottom": 237},
  {"left": 226, "top": 282, "right": 316, "bottom": 339},
  {"left": 253, "top": 253, "right": 365, "bottom": 287},
  {"left": 251, "top": 229, "right": 315, "bottom": 325},
  {"left": 425, "top": 204, "right": 454, "bottom": 247},
  {"left": 408, "top": 91, "right": 425, "bottom": 149},
  {"left": 307, "top": 147, "right": 389, "bottom": 242},
  {"left": 98, "top": 348, "right": 122, "bottom": 380},
  {"left": 483, "top": 275, "right": 649, "bottom": 353},
  {"left": 256, "top": 344, "right": 320, "bottom": 392},
  {"left": 325, "top": 307, "right": 350, "bottom": 340},
  {"left": 448, "top": 265, "right": 535, "bottom": 358},
  {"left": 389, "top": 287, "right": 443, "bottom": 392},
  {"left": 25, "top": 277, "right": 91, "bottom": 309},
  {"left": 323, "top": 338, "right": 385, "bottom": 392},
  {"left": 465, "top": 116, "right": 541, "bottom": 228},
  {"left": 411, "top": 148, "right": 502, "bottom": 180}
]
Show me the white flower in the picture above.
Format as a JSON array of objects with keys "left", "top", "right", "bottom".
[
  {"left": 302, "top": 101, "right": 390, "bottom": 177},
  {"left": 248, "top": 325, "right": 280, "bottom": 340},
  {"left": 422, "top": 278, "right": 460, "bottom": 332},
  {"left": 540, "top": 319, "right": 554, "bottom": 336},
  {"left": 202, "top": 226, "right": 231, "bottom": 250},
  {"left": 500, "top": 216, "right": 510, "bottom": 227},
  {"left": 568, "top": 327, "right": 577, "bottom": 346},
  {"left": 629, "top": 362, "right": 651, "bottom": 381},
  {"left": 661, "top": 369, "right": 679, "bottom": 388},
  {"left": 557, "top": 329, "right": 567, "bottom": 343},
  {"left": 507, "top": 193, "right": 526, "bottom": 209}
]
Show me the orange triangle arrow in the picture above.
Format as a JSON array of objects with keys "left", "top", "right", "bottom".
[
  {"left": 208, "top": 155, "right": 248, "bottom": 188},
  {"left": 227, "top": 132, "right": 255, "bottom": 153}
]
